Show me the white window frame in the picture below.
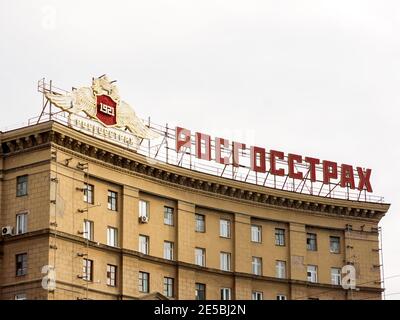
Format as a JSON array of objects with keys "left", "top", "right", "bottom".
[
  {"left": 83, "top": 219, "right": 94, "bottom": 241},
  {"left": 139, "top": 235, "right": 149, "bottom": 254},
  {"left": 330, "top": 236, "right": 340, "bottom": 253},
  {"left": 331, "top": 267, "right": 342, "bottom": 285},
  {"left": 307, "top": 233, "right": 317, "bottom": 251},
  {"left": 15, "top": 293, "right": 27, "bottom": 300},
  {"left": 106, "top": 264, "right": 117, "bottom": 287},
  {"left": 139, "top": 200, "right": 149, "bottom": 218},
  {"left": 221, "top": 288, "right": 232, "bottom": 300},
  {"left": 276, "top": 260, "right": 286, "bottom": 279},
  {"left": 107, "top": 227, "right": 118, "bottom": 247},
  {"left": 275, "top": 228, "right": 285, "bottom": 246},
  {"left": 139, "top": 271, "right": 149, "bottom": 293},
  {"left": 163, "top": 277, "right": 174, "bottom": 298},
  {"left": 164, "top": 241, "right": 174, "bottom": 260},
  {"left": 107, "top": 190, "right": 117, "bottom": 211},
  {"left": 195, "top": 248, "right": 206, "bottom": 267},
  {"left": 83, "top": 183, "right": 94, "bottom": 204},
  {"left": 16, "top": 212, "right": 28, "bottom": 235},
  {"left": 164, "top": 206, "right": 174, "bottom": 226},
  {"left": 195, "top": 214, "right": 205, "bottom": 232},
  {"left": 220, "top": 252, "right": 231, "bottom": 271},
  {"left": 252, "top": 291, "right": 263, "bottom": 300},
  {"left": 277, "top": 294, "right": 287, "bottom": 300},
  {"left": 251, "top": 225, "right": 262, "bottom": 243},
  {"left": 307, "top": 265, "right": 318, "bottom": 283},
  {"left": 252, "top": 257, "right": 262, "bottom": 276},
  {"left": 220, "top": 219, "right": 231, "bottom": 238}
]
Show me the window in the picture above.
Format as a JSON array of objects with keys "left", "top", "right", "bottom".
[
  {"left": 277, "top": 294, "right": 287, "bottom": 300},
  {"left": 82, "top": 259, "right": 93, "bottom": 281},
  {"left": 107, "top": 227, "right": 118, "bottom": 247},
  {"left": 15, "top": 294, "right": 27, "bottom": 300},
  {"left": 275, "top": 260, "right": 286, "bottom": 279},
  {"left": 252, "top": 291, "right": 263, "bottom": 300},
  {"left": 139, "top": 235, "right": 149, "bottom": 254},
  {"left": 107, "top": 264, "right": 117, "bottom": 287},
  {"left": 252, "top": 257, "right": 262, "bottom": 276},
  {"left": 220, "top": 219, "right": 231, "bottom": 238},
  {"left": 195, "top": 214, "right": 205, "bottom": 232},
  {"left": 139, "top": 200, "right": 149, "bottom": 218},
  {"left": 331, "top": 268, "right": 342, "bottom": 285},
  {"left": 307, "top": 265, "right": 318, "bottom": 283},
  {"left": 307, "top": 233, "right": 317, "bottom": 251},
  {"left": 221, "top": 288, "right": 232, "bottom": 300},
  {"left": 83, "top": 183, "right": 94, "bottom": 204},
  {"left": 251, "top": 225, "right": 262, "bottom": 243},
  {"left": 16, "top": 253, "right": 27, "bottom": 276},
  {"left": 139, "top": 271, "right": 149, "bottom": 293},
  {"left": 220, "top": 252, "right": 231, "bottom": 271},
  {"left": 16, "top": 175, "right": 28, "bottom": 197},
  {"left": 16, "top": 212, "right": 28, "bottom": 235},
  {"left": 195, "top": 283, "right": 206, "bottom": 300},
  {"left": 275, "top": 228, "right": 285, "bottom": 246},
  {"left": 164, "top": 241, "right": 174, "bottom": 260},
  {"left": 164, "top": 206, "right": 174, "bottom": 226},
  {"left": 107, "top": 191, "right": 117, "bottom": 211},
  {"left": 195, "top": 248, "right": 206, "bottom": 267},
  {"left": 330, "top": 236, "right": 340, "bottom": 253},
  {"left": 83, "top": 220, "right": 94, "bottom": 241},
  {"left": 163, "top": 277, "right": 174, "bottom": 298}
]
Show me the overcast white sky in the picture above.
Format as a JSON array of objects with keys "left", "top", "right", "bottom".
[{"left": 0, "top": 0, "right": 399, "bottom": 299}]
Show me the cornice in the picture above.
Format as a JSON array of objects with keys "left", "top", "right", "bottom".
[{"left": 0, "top": 121, "right": 390, "bottom": 222}]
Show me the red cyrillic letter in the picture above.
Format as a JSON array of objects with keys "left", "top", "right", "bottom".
[
  {"left": 250, "top": 146, "right": 266, "bottom": 173},
  {"left": 288, "top": 153, "right": 303, "bottom": 180},
  {"left": 357, "top": 167, "right": 373, "bottom": 192},
  {"left": 270, "top": 150, "right": 285, "bottom": 176},
  {"left": 323, "top": 160, "right": 338, "bottom": 184},
  {"left": 340, "top": 164, "right": 355, "bottom": 189},
  {"left": 305, "top": 157, "right": 320, "bottom": 182},
  {"left": 176, "top": 127, "right": 191, "bottom": 152},
  {"left": 215, "top": 137, "right": 230, "bottom": 165},
  {"left": 195, "top": 132, "right": 211, "bottom": 161}
]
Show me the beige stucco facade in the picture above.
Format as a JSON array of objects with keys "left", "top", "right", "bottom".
[{"left": 0, "top": 121, "right": 390, "bottom": 300}]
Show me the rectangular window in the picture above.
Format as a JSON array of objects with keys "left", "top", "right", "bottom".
[
  {"left": 139, "top": 200, "right": 149, "bottom": 218},
  {"left": 107, "top": 191, "right": 117, "bottom": 211},
  {"left": 220, "top": 252, "right": 231, "bottom": 271},
  {"left": 107, "top": 227, "right": 118, "bottom": 247},
  {"left": 307, "top": 233, "right": 317, "bottom": 251},
  {"left": 275, "top": 260, "right": 286, "bottom": 279},
  {"left": 139, "top": 235, "right": 149, "bottom": 254},
  {"left": 83, "top": 259, "right": 93, "bottom": 281},
  {"left": 83, "top": 220, "right": 94, "bottom": 241},
  {"left": 275, "top": 228, "right": 285, "bottom": 246},
  {"left": 16, "top": 212, "right": 28, "bottom": 235},
  {"left": 220, "top": 219, "right": 231, "bottom": 238},
  {"left": 164, "top": 206, "right": 174, "bottom": 226},
  {"left": 164, "top": 241, "right": 174, "bottom": 260},
  {"left": 195, "top": 283, "right": 206, "bottom": 300},
  {"left": 251, "top": 225, "right": 262, "bottom": 243},
  {"left": 330, "top": 236, "right": 340, "bottom": 253},
  {"left": 138, "top": 271, "right": 149, "bottom": 293},
  {"left": 195, "top": 214, "right": 205, "bottom": 232},
  {"left": 277, "top": 294, "right": 287, "bottom": 300},
  {"left": 83, "top": 183, "right": 94, "bottom": 204},
  {"left": 16, "top": 253, "right": 27, "bottom": 276},
  {"left": 14, "top": 294, "right": 27, "bottom": 300},
  {"left": 307, "top": 265, "right": 318, "bottom": 283},
  {"left": 107, "top": 264, "right": 117, "bottom": 287},
  {"left": 195, "top": 248, "right": 206, "bottom": 267},
  {"left": 252, "top": 291, "right": 263, "bottom": 300},
  {"left": 252, "top": 257, "right": 262, "bottom": 276},
  {"left": 163, "top": 277, "right": 174, "bottom": 298},
  {"left": 221, "top": 288, "right": 232, "bottom": 300},
  {"left": 331, "top": 267, "right": 342, "bottom": 285},
  {"left": 16, "top": 175, "right": 28, "bottom": 197}
]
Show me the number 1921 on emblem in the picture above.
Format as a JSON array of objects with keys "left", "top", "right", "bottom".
[{"left": 99, "top": 102, "right": 115, "bottom": 116}]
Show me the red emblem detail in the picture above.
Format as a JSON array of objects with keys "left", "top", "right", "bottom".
[{"left": 96, "top": 95, "right": 117, "bottom": 126}]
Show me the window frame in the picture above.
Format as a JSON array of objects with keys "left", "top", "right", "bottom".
[
  {"left": 83, "top": 183, "right": 94, "bottom": 204},
  {"left": 252, "top": 256, "right": 262, "bottom": 276},
  {"left": 138, "top": 271, "right": 150, "bottom": 293},
  {"left": 16, "top": 212, "right": 28, "bottom": 235},
  {"left": 220, "top": 252, "right": 231, "bottom": 272},
  {"left": 330, "top": 236, "right": 341, "bottom": 254},
  {"left": 163, "top": 241, "right": 174, "bottom": 260},
  {"left": 16, "top": 253, "right": 28, "bottom": 277},
  {"left": 307, "top": 265, "right": 318, "bottom": 283},
  {"left": 16, "top": 175, "right": 28, "bottom": 197},
  {"left": 139, "top": 235, "right": 149, "bottom": 255},
  {"left": 252, "top": 291, "right": 263, "bottom": 300},
  {"left": 306, "top": 233, "right": 318, "bottom": 251},
  {"left": 195, "top": 214, "right": 205, "bottom": 233},
  {"left": 331, "top": 267, "right": 342, "bottom": 285},
  {"left": 83, "top": 258, "right": 93, "bottom": 282},
  {"left": 275, "top": 228, "right": 286, "bottom": 246},
  {"left": 107, "top": 226, "right": 118, "bottom": 247},
  {"left": 219, "top": 219, "right": 231, "bottom": 238},
  {"left": 106, "top": 264, "right": 117, "bottom": 287},
  {"left": 275, "top": 260, "right": 286, "bottom": 279},
  {"left": 83, "top": 219, "right": 94, "bottom": 241},
  {"left": 164, "top": 206, "right": 174, "bottom": 226},
  {"left": 139, "top": 200, "right": 149, "bottom": 218},
  {"left": 251, "top": 225, "right": 262, "bottom": 243},
  {"left": 220, "top": 288, "right": 232, "bottom": 300},
  {"left": 107, "top": 190, "right": 118, "bottom": 211},
  {"left": 195, "top": 247, "right": 206, "bottom": 267},
  {"left": 195, "top": 283, "right": 206, "bottom": 300},
  {"left": 163, "top": 277, "right": 174, "bottom": 298}
]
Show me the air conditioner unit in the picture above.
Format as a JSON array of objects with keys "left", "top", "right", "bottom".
[
  {"left": 1, "top": 226, "right": 14, "bottom": 236},
  {"left": 139, "top": 215, "right": 149, "bottom": 224}
]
